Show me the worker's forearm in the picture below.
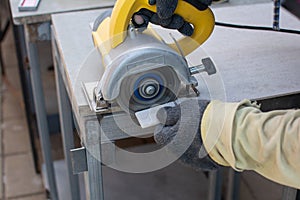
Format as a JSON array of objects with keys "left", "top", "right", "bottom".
[{"left": 201, "top": 100, "right": 300, "bottom": 189}]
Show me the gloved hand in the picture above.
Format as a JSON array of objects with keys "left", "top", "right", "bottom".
[
  {"left": 132, "top": 0, "right": 212, "bottom": 36},
  {"left": 154, "top": 98, "right": 219, "bottom": 171}
]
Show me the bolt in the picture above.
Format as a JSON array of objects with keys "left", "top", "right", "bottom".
[{"left": 145, "top": 85, "right": 156, "bottom": 96}]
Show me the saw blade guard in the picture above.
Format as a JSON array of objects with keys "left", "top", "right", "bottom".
[{"left": 95, "top": 29, "right": 192, "bottom": 112}]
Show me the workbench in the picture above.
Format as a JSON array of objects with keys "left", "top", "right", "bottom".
[
  {"left": 51, "top": 2, "right": 300, "bottom": 200},
  {"left": 9, "top": 1, "right": 115, "bottom": 199}
]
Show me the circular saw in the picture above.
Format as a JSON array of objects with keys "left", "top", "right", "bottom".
[{"left": 89, "top": 0, "right": 216, "bottom": 114}]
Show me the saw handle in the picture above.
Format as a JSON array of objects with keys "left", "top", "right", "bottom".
[{"left": 109, "top": 0, "right": 215, "bottom": 55}]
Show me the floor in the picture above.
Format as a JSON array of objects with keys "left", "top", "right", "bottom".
[
  {"left": 0, "top": 26, "right": 47, "bottom": 200},
  {"left": 0, "top": 0, "right": 294, "bottom": 200}
]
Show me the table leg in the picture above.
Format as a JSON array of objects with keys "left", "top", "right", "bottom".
[
  {"left": 226, "top": 170, "right": 240, "bottom": 200},
  {"left": 282, "top": 187, "right": 298, "bottom": 200},
  {"left": 54, "top": 55, "right": 80, "bottom": 199},
  {"left": 25, "top": 40, "right": 58, "bottom": 200},
  {"left": 208, "top": 169, "right": 223, "bottom": 200},
  {"left": 12, "top": 25, "right": 40, "bottom": 173},
  {"left": 85, "top": 120, "right": 104, "bottom": 200}
]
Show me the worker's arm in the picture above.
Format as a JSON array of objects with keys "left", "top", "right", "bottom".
[
  {"left": 155, "top": 99, "right": 300, "bottom": 189},
  {"left": 201, "top": 100, "right": 300, "bottom": 189}
]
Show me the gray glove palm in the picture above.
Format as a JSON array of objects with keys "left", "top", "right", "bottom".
[{"left": 154, "top": 99, "right": 219, "bottom": 171}]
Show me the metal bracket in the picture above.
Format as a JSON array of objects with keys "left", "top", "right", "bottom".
[
  {"left": 70, "top": 147, "right": 88, "bottom": 174},
  {"left": 82, "top": 81, "right": 112, "bottom": 113},
  {"left": 93, "top": 88, "right": 110, "bottom": 111}
]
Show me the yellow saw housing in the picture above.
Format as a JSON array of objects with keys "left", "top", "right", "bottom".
[{"left": 92, "top": 0, "right": 215, "bottom": 56}]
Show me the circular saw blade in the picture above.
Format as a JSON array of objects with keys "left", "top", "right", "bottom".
[{"left": 116, "top": 66, "right": 181, "bottom": 113}]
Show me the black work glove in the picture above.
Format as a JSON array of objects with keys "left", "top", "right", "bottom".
[
  {"left": 154, "top": 98, "right": 219, "bottom": 171},
  {"left": 132, "top": 0, "right": 212, "bottom": 36}
]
